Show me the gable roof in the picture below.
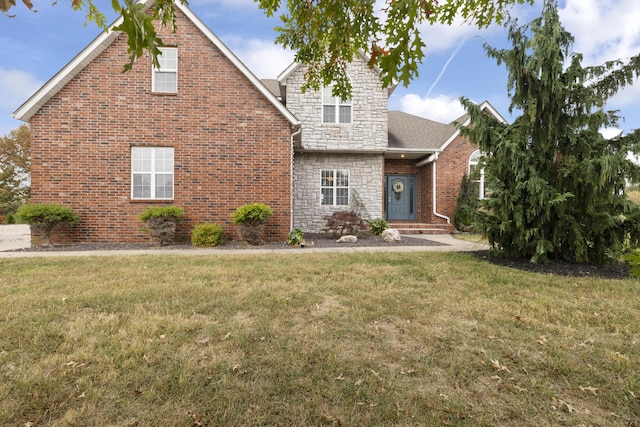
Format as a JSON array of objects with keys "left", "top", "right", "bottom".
[
  {"left": 12, "top": 0, "right": 299, "bottom": 126},
  {"left": 388, "top": 111, "right": 457, "bottom": 152}
]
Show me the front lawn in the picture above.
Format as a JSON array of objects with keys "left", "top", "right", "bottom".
[{"left": 1, "top": 252, "right": 638, "bottom": 426}]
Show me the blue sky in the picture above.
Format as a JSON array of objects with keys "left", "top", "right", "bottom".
[{"left": 2, "top": 0, "right": 640, "bottom": 138}]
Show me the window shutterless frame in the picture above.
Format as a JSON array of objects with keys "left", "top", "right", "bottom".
[
  {"left": 321, "top": 169, "right": 349, "bottom": 206},
  {"left": 322, "top": 85, "right": 352, "bottom": 124},
  {"left": 152, "top": 47, "right": 178, "bottom": 93},
  {"left": 131, "top": 147, "right": 174, "bottom": 200}
]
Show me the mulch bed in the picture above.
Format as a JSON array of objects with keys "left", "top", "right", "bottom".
[
  {"left": 10, "top": 233, "right": 634, "bottom": 279},
  {"left": 13, "top": 233, "right": 444, "bottom": 252},
  {"left": 474, "top": 250, "right": 632, "bottom": 280}
]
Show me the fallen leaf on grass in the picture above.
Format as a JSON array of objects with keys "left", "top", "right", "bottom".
[
  {"left": 222, "top": 332, "right": 231, "bottom": 341},
  {"left": 579, "top": 385, "right": 598, "bottom": 396},
  {"left": 551, "top": 397, "right": 577, "bottom": 414},
  {"left": 196, "top": 337, "right": 210, "bottom": 345},
  {"left": 490, "top": 359, "right": 511, "bottom": 373},
  {"left": 537, "top": 335, "right": 548, "bottom": 345}
]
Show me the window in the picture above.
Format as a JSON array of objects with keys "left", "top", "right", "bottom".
[
  {"left": 469, "top": 150, "right": 487, "bottom": 199},
  {"left": 322, "top": 85, "right": 351, "bottom": 124},
  {"left": 152, "top": 47, "right": 177, "bottom": 93},
  {"left": 321, "top": 169, "right": 349, "bottom": 206},
  {"left": 131, "top": 147, "right": 174, "bottom": 199}
]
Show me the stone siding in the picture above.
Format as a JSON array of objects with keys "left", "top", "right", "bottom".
[
  {"left": 284, "top": 60, "right": 388, "bottom": 152},
  {"left": 293, "top": 153, "right": 384, "bottom": 232}
]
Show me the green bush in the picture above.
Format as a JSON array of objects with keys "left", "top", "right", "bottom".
[
  {"left": 366, "top": 218, "right": 388, "bottom": 236},
  {"left": 287, "top": 228, "right": 306, "bottom": 245},
  {"left": 232, "top": 203, "right": 273, "bottom": 245},
  {"left": 231, "top": 203, "right": 273, "bottom": 225},
  {"left": 139, "top": 206, "right": 184, "bottom": 222},
  {"left": 191, "top": 223, "right": 225, "bottom": 247},
  {"left": 139, "top": 206, "right": 184, "bottom": 246},
  {"left": 15, "top": 203, "right": 80, "bottom": 246},
  {"left": 6, "top": 214, "right": 15, "bottom": 224}
]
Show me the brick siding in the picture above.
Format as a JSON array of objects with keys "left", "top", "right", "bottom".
[{"left": 29, "top": 9, "right": 292, "bottom": 244}]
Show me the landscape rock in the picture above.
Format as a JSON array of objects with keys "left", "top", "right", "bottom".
[
  {"left": 336, "top": 235, "right": 358, "bottom": 243},
  {"left": 381, "top": 228, "right": 401, "bottom": 242}
]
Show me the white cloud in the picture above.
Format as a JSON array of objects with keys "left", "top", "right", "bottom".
[
  {"left": 228, "top": 39, "right": 295, "bottom": 78},
  {"left": 0, "top": 68, "right": 42, "bottom": 111},
  {"left": 559, "top": 0, "right": 640, "bottom": 64},
  {"left": 600, "top": 127, "right": 623, "bottom": 139},
  {"left": 397, "top": 93, "right": 466, "bottom": 123}
]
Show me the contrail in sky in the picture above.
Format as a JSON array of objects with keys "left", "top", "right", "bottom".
[{"left": 425, "top": 39, "right": 467, "bottom": 98}]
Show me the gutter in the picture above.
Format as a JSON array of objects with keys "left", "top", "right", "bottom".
[
  {"left": 431, "top": 153, "right": 451, "bottom": 224},
  {"left": 290, "top": 126, "right": 302, "bottom": 231}
]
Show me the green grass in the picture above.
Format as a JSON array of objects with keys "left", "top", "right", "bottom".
[{"left": 1, "top": 252, "right": 639, "bottom": 426}]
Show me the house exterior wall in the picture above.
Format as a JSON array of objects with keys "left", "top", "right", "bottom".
[
  {"left": 283, "top": 60, "right": 388, "bottom": 152},
  {"left": 432, "top": 135, "right": 478, "bottom": 223},
  {"left": 293, "top": 153, "right": 384, "bottom": 232},
  {"left": 29, "top": 10, "right": 292, "bottom": 244}
]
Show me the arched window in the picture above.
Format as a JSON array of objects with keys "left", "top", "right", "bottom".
[{"left": 469, "top": 150, "right": 487, "bottom": 199}]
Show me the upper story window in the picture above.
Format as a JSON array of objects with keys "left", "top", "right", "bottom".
[
  {"left": 469, "top": 150, "right": 487, "bottom": 199},
  {"left": 131, "top": 146, "right": 174, "bottom": 200},
  {"left": 322, "top": 85, "right": 351, "bottom": 124},
  {"left": 321, "top": 169, "right": 349, "bottom": 206},
  {"left": 152, "top": 47, "right": 178, "bottom": 93}
]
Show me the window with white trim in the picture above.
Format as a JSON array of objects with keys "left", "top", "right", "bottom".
[
  {"left": 131, "top": 147, "right": 174, "bottom": 200},
  {"left": 152, "top": 47, "right": 178, "bottom": 93},
  {"left": 321, "top": 169, "right": 349, "bottom": 205},
  {"left": 322, "top": 85, "right": 351, "bottom": 124},
  {"left": 469, "top": 150, "right": 487, "bottom": 199}
]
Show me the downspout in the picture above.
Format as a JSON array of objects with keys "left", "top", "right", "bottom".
[
  {"left": 290, "top": 126, "right": 302, "bottom": 231},
  {"left": 431, "top": 153, "right": 451, "bottom": 224}
]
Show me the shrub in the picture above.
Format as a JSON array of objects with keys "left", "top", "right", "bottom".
[
  {"left": 15, "top": 203, "right": 80, "bottom": 246},
  {"left": 231, "top": 203, "right": 273, "bottom": 245},
  {"left": 191, "top": 223, "right": 225, "bottom": 247},
  {"left": 366, "top": 218, "right": 388, "bottom": 236},
  {"left": 287, "top": 228, "right": 306, "bottom": 245},
  {"left": 322, "top": 210, "right": 366, "bottom": 238},
  {"left": 139, "top": 206, "right": 184, "bottom": 246},
  {"left": 6, "top": 214, "right": 15, "bottom": 224}
]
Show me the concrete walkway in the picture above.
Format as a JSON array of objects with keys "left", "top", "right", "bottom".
[
  {"left": 0, "top": 233, "right": 489, "bottom": 258},
  {"left": 0, "top": 224, "right": 31, "bottom": 251}
]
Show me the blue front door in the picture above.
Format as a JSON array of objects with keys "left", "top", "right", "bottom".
[{"left": 385, "top": 174, "right": 416, "bottom": 221}]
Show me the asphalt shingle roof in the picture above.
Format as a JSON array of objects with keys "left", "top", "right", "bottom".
[{"left": 388, "top": 111, "right": 459, "bottom": 151}]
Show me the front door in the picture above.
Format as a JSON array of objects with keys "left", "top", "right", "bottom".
[{"left": 385, "top": 174, "right": 417, "bottom": 221}]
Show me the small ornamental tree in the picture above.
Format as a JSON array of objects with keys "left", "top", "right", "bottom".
[
  {"left": 16, "top": 203, "right": 80, "bottom": 246},
  {"left": 231, "top": 203, "right": 273, "bottom": 245},
  {"left": 139, "top": 206, "right": 184, "bottom": 246},
  {"left": 322, "top": 210, "right": 366, "bottom": 238},
  {"left": 460, "top": 0, "right": 640, "bottom": 264}
]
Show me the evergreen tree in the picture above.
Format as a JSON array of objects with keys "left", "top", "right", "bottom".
[
  {"left": 453, "top": 172, "right": 479, "bottom": 232},
  {"left": 460, "top": 0, "right": 640, "bottom": 264}
]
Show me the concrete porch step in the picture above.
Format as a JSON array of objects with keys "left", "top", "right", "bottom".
[{"left": 387, "top": 223, "right": 455, "bottom": 235}]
